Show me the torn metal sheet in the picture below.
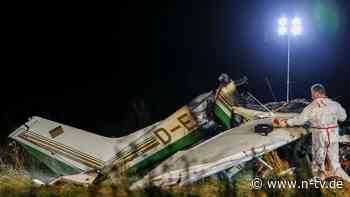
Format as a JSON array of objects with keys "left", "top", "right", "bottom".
[{"left": 131, "top": 118, "right": 309, "bottom": 189}]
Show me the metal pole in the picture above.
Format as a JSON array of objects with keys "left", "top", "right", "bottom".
[{"left": 287, "top": 32, "right": 290, "bottom": 103}]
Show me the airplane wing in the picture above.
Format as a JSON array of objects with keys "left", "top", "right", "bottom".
[{"left": 131, "top": 116, "right": 309, "bottom": 189}]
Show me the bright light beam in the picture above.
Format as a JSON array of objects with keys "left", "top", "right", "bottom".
[
  {"left": 278, "top": 17, "right": 289, "bottom": 36},
  {"left": 291, "top": 17, "right": 302, "bottom": 36},
  {"left": 276, "top": 16, "right": 303, "bottom": 102},
  {"left": 278, "top": 17, "right": 288, "bottom": 26},
  {"left": 278, "top": 26, "right": 288, "bottom": 35}
]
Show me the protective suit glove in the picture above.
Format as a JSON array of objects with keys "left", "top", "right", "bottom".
[{"left": 272, "top": 118, "right": 288, "bottom": 128}]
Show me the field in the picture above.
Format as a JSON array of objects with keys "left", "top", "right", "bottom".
[{"left": 1, "top": 145, "right": 350, "bottom": 197}]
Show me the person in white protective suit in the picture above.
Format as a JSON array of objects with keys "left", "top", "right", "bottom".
[{"left": 273, "top": 83, "right": 350, "bottom": 182}]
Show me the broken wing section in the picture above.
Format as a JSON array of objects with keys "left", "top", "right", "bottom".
[{"left": 131, "top": 117, "right": 309, "bottom": 189}]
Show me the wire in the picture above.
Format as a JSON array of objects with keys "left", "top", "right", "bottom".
[{"left": 246, "top": 92, "right": 275, "bottom": 117}]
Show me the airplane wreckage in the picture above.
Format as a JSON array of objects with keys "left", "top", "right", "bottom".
[{"left": 8, "top": 74, "right": 350, "bottom": 188}]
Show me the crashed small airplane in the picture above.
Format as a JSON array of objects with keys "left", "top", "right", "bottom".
[{"left": 8, "top": 74, "right": 350, "bottom": 187}]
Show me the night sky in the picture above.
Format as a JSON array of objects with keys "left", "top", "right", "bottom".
[{"left": 2, "top": 0, "right": 350, "bottom": 143}]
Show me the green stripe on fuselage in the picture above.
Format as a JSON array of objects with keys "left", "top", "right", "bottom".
[
  {"left": 127, "top": 128, "right": 208, "bottom": 175},
  {"left": 214, "top": 104, "right": 231, "bottom": 129}
]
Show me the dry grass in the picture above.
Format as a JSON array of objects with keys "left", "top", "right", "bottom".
[
  {"left": 1, "top": 144, "right": 350, "bottom": 197},
  {"left": 1, "top": 169, "right": 350, "bottom": 197}
]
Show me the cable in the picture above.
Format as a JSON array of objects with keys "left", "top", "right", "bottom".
[{"left": 246, "top": 92, "right": 275, "bottom": 117}]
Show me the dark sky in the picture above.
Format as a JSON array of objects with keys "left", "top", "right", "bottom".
[{"left": 2, "top": 0, "right": 350, "bottom": 142}]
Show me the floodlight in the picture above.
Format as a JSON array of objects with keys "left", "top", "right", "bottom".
[
  {"left": 278, "top": 17, "right": 288, "bottom": 26},
  {"left": 278, "top": 26, "right": 288, "bottom": 35},
  {"left": 291, "top": 17, "right": 302, "bottom": 36},
  {"left": 276, "top": 16, "right": 303, "bottom": 102}
]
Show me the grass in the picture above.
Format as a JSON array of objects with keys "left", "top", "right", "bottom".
[{"left": 1, "top": 143, "right": 350, "bottom": 197}]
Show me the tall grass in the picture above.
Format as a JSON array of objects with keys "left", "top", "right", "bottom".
[{"left": 1, "top": 143, "right": 349, "bottom": 197}]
